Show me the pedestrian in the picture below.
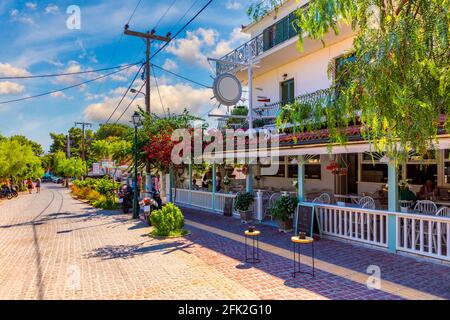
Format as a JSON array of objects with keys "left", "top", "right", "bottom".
[
  {"left": 26, "top": 178, "right": 34, "bottom": 195},
  {"left": 35, "top": 178, "right": 41, "bottom": 194}
]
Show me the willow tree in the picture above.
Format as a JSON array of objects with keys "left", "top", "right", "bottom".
[{"left": 274, "top": 0, "right": 449, "bottom": 163}]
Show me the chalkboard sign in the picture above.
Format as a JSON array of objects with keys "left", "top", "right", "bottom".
[
  {"left": 295, "top": 204, "right": 315, "bottom": 237},
  {"left": 223, "top": 197, "right": 234, "bottom": 217},
  {"left": 295, "top": 203, "right": 323, "bottom": 238}
]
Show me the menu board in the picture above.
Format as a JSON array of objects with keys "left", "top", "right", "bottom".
[{"left": 294, "top": 203, "right": 324, "bottom": 238}]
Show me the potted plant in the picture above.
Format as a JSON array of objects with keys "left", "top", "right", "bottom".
[
  {"left": 223, "top": 175, "right": 231, "bottom": 193},
  {"left": 234, "top": 192, "right": 254, "bottom": 223},
  {"left": 268, "top": 195, "right": 298, "bottom": 232}
]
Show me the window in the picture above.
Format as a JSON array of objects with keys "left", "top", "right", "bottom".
[
  {"left": 287, "top": 155, "right": 321, "bottom": 180},
  {"left": 260, "top": 156, "right": 286, "bottom": 177},
  {"left": 407, "top": 164, "right": 437, "bottom": 185},
  {"left": 361, "top": 164, "right": 388, "bottom": 183},
  {"left": 263, "top": 12, "right": 298, "bottom": 51},
  {"left": 335, "top": 54, "right": 356, "bottom": 89},
  {"left": 281, "top": 79, "right": 295, "bottom": 104}
]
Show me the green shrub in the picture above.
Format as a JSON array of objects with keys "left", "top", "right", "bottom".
[
  {"left": 234, "top": 192, "right": 254, "bottom": 211},
  {"left": 92, "top": 195, "right": 117, "bottom": 210},
  {"left": 95, "top": 178, "right": 116, "bottom": 197},
  {"left": 269, "top": 195, "right": 298, "bottom": 222},
  {"left": 150, "top": 203, "right": 185, "bottom": 237}
]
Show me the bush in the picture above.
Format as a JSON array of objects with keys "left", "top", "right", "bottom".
[
  {"left": 269, "top": 195, "right": 298, "bottom": 222},
  {"left": 150, "top": 203, "right": 185, "bottom": 237},
  {"left": 95, "top": 178, "right": 116, "bottom": 197},
  {"left": 92, "top": 195, "right": 117, "bottom": 210},
  {"left": 86, "top": 189, "right": 101, "bottom": 203},
  {"left": 234, "top": 192, "right": 254, "bottom": 211},
  {"left": 71, "top": 185, "right": 92, "bottom": 199}
]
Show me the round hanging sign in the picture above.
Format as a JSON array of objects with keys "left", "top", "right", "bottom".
[{"left": 212, "top": 73, "right": 242, "bottom": 107}]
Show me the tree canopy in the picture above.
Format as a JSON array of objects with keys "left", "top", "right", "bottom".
[{"left": 274, "top": 0, "right": 449, "bottom": 164}]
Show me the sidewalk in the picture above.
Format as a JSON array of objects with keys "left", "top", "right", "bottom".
[{"left": 181, "top": 207, "right": 450, "bottom": 300}]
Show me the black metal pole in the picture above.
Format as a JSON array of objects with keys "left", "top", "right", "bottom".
[{"left": 132, "top": 125, "right": 139, "bottom": 219}]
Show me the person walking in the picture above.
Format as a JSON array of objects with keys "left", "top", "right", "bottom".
[
  {"left": 35, "top": 178, "right": 41, "bottom": 194},
  {"left": 26, "top": 178, "right": 34, "bottom": 195}
]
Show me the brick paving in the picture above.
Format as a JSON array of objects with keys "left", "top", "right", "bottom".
[{"left": 0, "top": 185, "right": 448, "bottom": 300}]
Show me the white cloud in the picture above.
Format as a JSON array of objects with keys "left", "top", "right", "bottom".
[
  {"left": 211, "top": 27, "right": 250, "bottom": 58},
  {"left": 25, "top": 3, "right": 37, "bottom": 10},
  {"left": 10, "top": 9, "right": 34, "bottom": 25},
  {"left": 162, "top": 59, "right": 178, "bottom": 71},
  {"left": 226, "top": 1, "right": 242, "bottom": 10},
  {"left": 50, "top": 91, "right": 69, "bottom": 99},
  {"left": 167, "top": 28, "right": 219, "bottom": 69},
  {"left": 0, "top": 81, "right": 24, "bottom": 94},
  {"left": 84, "top": 83, "right": 214, "bottom": 123},
  {"left": 45, "top": 4, "right": 59, "bottom": 15},
  {"left": 0, "top": 63, "right": 31, "bottom": 77}
]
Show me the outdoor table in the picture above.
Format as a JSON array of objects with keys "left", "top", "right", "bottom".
[
  {"left": 334, "top": 194, "right": 362, "bottom": 204},
  {"left": 291, "top": 236, "right": 315, "bottom": 277},
  {"left": 244, "top": 230, "right": 261, "bottom": 264}
]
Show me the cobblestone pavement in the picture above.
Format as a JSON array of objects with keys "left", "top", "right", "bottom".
[{"left": 0, "top": 185, "right": 448, "bottom": 300}]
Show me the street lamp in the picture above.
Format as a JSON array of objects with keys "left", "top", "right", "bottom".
[
  {"left": 130, "top": 88, "right": 145, "bottom": 96},
  {"left": 132, "top": 111, "right": 142, "bottom": 220}
]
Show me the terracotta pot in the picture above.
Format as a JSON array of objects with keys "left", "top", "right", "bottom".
[
  {"left": 239, "top": 210, "right": 253, "bottom": 223},
  {"left": 277, "top": 218, "right": 293, "bottom": 232}
]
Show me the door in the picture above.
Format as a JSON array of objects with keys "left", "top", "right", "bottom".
[{"left": 280, "top": 79, "right": 295, "bottom": 104}]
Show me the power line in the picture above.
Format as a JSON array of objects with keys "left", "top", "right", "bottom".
[
  {"left": 154, "top": 0, "right": 178, "bottom": 30},
  {"left": 151, "top": 0, "right": 214, "bottom": 59},
  {"left": 114, "top": 81, "right": 146, "bottom": 124},
  {"left": 167, "top": 0, "right": 202, "bottom": 35},
  {"left": 151, "top": 64, "right": 166, "bottom": 115},
  {"left": 151, "top": 64, "right": 211, "bottom": 88},
  {"left": 0, "top": 61, "right": 142, "bottom": 80},
  {"left": 105, "top": 63, "right": 145, "bottom": 124},
  {"left": 0, "top": 64, "right": 139, "bottom": 105}
]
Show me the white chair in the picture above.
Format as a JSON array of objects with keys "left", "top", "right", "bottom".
[
  {"left": 436, "top": 206, "right": 450, "bottom": 217},
  {"left": 413, "top": 200, "right": 438, "bottom": 215},
  {"left": 265, "top": 192, "right": 282, "bottom": 220},
  {"left": 312, "top": 193, "right": 331, "bottom": 204},
  {"left": 358, "top": 196, "right": 376, "bottom": 210}
]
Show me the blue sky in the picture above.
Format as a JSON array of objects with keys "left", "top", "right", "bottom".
[{"left": 0, "top": 0, "right": 251, "bottom": 150}]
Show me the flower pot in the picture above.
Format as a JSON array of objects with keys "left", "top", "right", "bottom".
[
  {"left": 239, "top": 210, "right": 253, "bottom": 223},
  {"left": 276, "top": 218, "right": 293, "bottom": 233}
]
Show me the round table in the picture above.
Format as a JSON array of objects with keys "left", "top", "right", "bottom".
[
  {"left": 244, "top": 230, "right": 261, "bottom": 263},
  {"left": 291, "top": 236, "right": 315, "bottom": 277}
]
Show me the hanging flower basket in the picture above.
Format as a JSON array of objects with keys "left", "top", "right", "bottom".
[{"left": 326, "top": 158, "right": 350, "bottom": 176}]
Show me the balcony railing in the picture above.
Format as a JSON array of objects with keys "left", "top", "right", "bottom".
[{"left": 217, "top": 9, "right": 302, "bottom": 75}]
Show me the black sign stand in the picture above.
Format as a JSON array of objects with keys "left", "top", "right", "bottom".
[{"left": 294, "top": 203, "right": 323, "bottom": 238}]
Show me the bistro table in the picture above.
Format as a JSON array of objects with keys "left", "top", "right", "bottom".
[{"left": 334, "top": 194, "right": 362, "bottom": 205}]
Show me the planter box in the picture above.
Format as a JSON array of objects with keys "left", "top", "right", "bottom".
[
  {"left": 276, "top": 219, "right": 293, "bottom": 233},
  {"left": 239, "top": 210, "right": 253, "bottom": 224}
]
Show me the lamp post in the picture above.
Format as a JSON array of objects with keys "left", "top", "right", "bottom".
[
  {"left": 131, "top": 88, "right": 153, "bottom": 196},
  {"left": 132, "top": 111, "right": 142, "bottom": 220}
]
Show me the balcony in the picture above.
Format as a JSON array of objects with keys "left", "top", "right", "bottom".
[{"left": 217, "top": 10, "right": 300, "bottom": 75}]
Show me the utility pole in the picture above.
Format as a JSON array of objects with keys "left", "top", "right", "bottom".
[
  {"left": 124, "top": 25, "right": 171, "bottom": 194},
  {"left": 75, "top": 122, "right": 92, "bottom": 162},
  {"left": 66, "top": 134, "right": 71, "bottom": 158}
]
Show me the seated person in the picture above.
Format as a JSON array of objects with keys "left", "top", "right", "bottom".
[{"left": 417, "top": 180, "right": 438, "bottom": 200}]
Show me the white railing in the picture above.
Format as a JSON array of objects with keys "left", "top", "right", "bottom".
[
  {"left": 315, "top": 204, "right": 388, "bottom": 248},
  {"left": 396, "top": 213, "right": 450, "bottom": 261},
  {"left": 174, "top": 188, "right": 237, "bottom": 214},
  {"left": 214, "top": 193, "right": 237, "bottom": 214}
]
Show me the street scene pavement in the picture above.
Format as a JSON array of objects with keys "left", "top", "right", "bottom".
[{"left": 0, "top": 184, "right": 449, "bottom": 300}]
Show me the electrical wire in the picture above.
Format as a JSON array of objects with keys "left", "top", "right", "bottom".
[
  {"left": 151, "top": 64, "right": 211, "bottom": 88},
  {"left": 114, "top": 80, "right": 146, "bottom": 124},
  {"left": 0, "top": 61, "right": 142, "bottom": 80},
  {"left": 0, "top": 64, "right": 140, "bottom": 105},
  {"left": 151, "top": 64, "right": 166, "bottom": 115},
  {"left": 105, "top": 63, "right": 145, "bottom": 124},
  {"left": 154, "top": 0, "right": 178, "bottom": 30},
  {"left": 167, "top": 0, "right": 202, "bottom": 35},
  {"left": 150, "top": 0, "right": 214, "bottom": 59}
]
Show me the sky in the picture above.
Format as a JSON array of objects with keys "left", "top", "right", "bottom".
[{"left": 0, "top": 0, "right": 252, "bottom": 151}]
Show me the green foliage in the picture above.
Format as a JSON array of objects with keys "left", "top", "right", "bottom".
[
  {"left": 247, "top": 0, "right": 284, "bottom": 22},
  {"left": 274, "top": 0, "right": 450, "bottom": 165},
  {"left": 92, "top": 195, "right": 117, "bottom": 210},
  {"left": 91, "top": 140, "right": 112, "bottom": 161},
  {"left": 53, "top": 152, "right": 86, "bottom": 179},
  {"left": 95, "top": 124, "right": 130, "bottom": 141},
  {"left": 10, "top": 135, "right": 43, "bottom": 156},
  {"left": 150, "top": 203, "right": 185, "bottom": 237},
  {"left": 94, "top": 178, "right": 116, "bottom": 197},
  {"left": 234, "top": 192, "right": 255, "bottom": 211},
  {"left": 268, "top": 195, "right": 298, "bottom": 222},
  {"left": 0, "top": 137, "right": 44, "bottom": 182}
]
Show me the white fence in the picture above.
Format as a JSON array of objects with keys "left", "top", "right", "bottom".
[
  {"left": 173, "top": 188, "right": 236, "bottom": 214},
  {"left": 396, "top": 213, "right": 450, "bottom": 261},
  {"left": 315, "top": 204, "right": 388, "bottom": 248}
]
